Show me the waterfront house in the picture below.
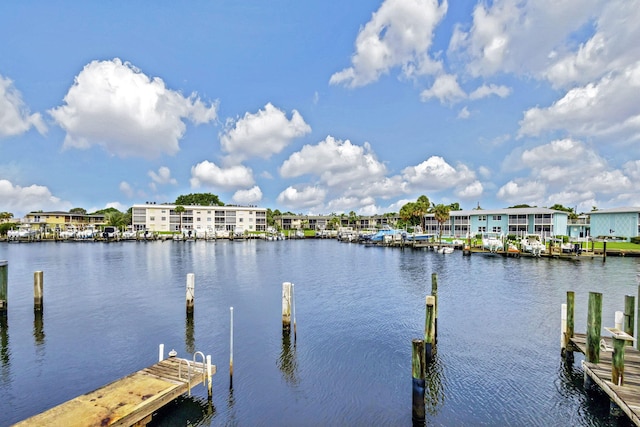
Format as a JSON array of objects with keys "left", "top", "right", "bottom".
[
  {"left": 588, "top": 207, "right": 640, "bottom": 241},
  {"left": 22, "top": 211, "right": 106, "bottom": 234},
  {"left": 424, "top": 207, "right": 569, "bottom": 240},
  {"left": 131, "top": 203, "right": 267, "bottom": 234}
]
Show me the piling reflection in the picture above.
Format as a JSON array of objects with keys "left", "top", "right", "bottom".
[
  {"left": 424, "top": 348, "right": 444, "bottom": 416},
  {"left": 147, "top": 394, "right": 215, "bottom": 426},
  {"left": 0, "top": 316, "right": 9, "bottom": 385},
  {"left": 185, "top": 313, "right": 195, "bottom": 355},
  {"left": 33, "top": 311, "right": 45, "bottom": 347},
  {"left": 278, "top": 327, "right": 298, "bottom": 386}
]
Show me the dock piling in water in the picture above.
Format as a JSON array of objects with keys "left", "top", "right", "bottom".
[
  {"left": 282, "top": 282, "right": 292, "bottom": 330},
  {"left": 586, "top": 292, "right": 602, "bottom": 364},
  {"left": 424, "top": 295, "right": 436, "bottom": 362},
  {"left": 0, "top": 261, "right": 7, "bottom": 316},
  {"left": 186, "top": 273, "right": 195, "bottom": 315},
  {"left": 230, "top": 306, "right": 234, "bottom": 387},
  {"left": 411, "top": 338, "right": 426, "bottom": 423},
  {"left": 431, "top": 273, "right": 438, "bottom": 339},
  {"left": 34, "top": 271, "right": 43, "bottom": 312},
  {"left": 624, "top": 295, "right": 635, "bottom": 346}
]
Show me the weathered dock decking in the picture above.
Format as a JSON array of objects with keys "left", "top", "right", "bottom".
[
  {"left": 569, "top": 333, "right": 640, "bottom": 425},
  {"left": 14, "top": 357, "right": 215, "bottom": 427}
]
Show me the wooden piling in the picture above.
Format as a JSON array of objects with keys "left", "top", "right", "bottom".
[
  {"left": 615, "top": 311, "right": 624, "bottom": 330},
  {"left": 561, "top": 303, "right": 567, "bottom": 355},
  {"left": 34, "top": 271, "right": 43, "bottom": 312},
  {"left": 292, "top": 283, "right": 297, "bottom": 342},
  {"left": 431, "top": 273, "right": 438, "bottom": 338},
  {"left": 424, "top": 295, "right": 436, "bottom": 362},
  {"left": 282, "top": 282, "right": 292, "bottom": 329},
  {"left": 0, "top": 261, "right": 7, "bottom": 316},
  {"left": 411, "top": 338, "right": 426, "bottom": 423},
  {"left": 637, "top": 285, "right": 640, "bottom": 351},
  {"left": 186, "top": 273, "right": 195, "bottom": 315},
  {"left": 624, "top": 295, "right": 635, "bottom": 346},
  {"left": 603, "top": 240, "right": 607, "bottom": 262},
  {"left": 159, "top": 343, "right": 164, "bottom": 362},
  {"left": 586, "top": 292, "right": 602, "bottom": 364},
  {"left": 230, "top": 306, "right": 234, "bottom": 387},
  {"left": 567, "top": 291, "right": 574, "bottom": 347},
  {"left": 206, "top": 354, "right": 213, "bottom": 399}
]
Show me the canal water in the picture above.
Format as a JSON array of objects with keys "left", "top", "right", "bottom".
[{"left": 1, "top": 239, "right": 639, "bottom": 426}]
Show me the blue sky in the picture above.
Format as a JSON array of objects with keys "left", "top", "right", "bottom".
[{"left": 1, "top": 0, "right": 639, "bottom": 218}]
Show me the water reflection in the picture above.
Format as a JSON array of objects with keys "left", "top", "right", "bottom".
[
  {"left": 278, "top": 327, "right": 299, "bottom": 386},
  {"left": 185, "top": 313, "right": 195, "bottom": 355},
  {"left": 424, "top": 349, "right": 444, "bottom": 417},
  {"left": 0, "top": 316, "right": 9, "bottom": 385},
  {"left": 33, "top": 311, "right": 45, "bottom": 347},
  {"left": 147, "top": 395, "right": 216, "bottom": 426}
]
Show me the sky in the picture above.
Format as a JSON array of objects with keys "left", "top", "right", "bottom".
[{"left": 1, "top": 0, "right": 639, "bottom": 218}]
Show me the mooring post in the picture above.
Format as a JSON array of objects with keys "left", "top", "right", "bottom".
[
  {"left": 0, "top": 261, "right": 7, "bottom": 316},
  {"left": 411, "top": 338, "right": 426, "bottom": 424},
  {"left": 159, "top": 343, "right": 164, "bottom": 362},
  {"left": 282, "top": 282, "right": 292, "bottom": 330},
  {"left": 425, "top": 295, "right": 436, "bottom": 362},
  {"left": 567, "top": 291, "right": 575, "bottom": 348},
  {"left": 586, "top": 292, "right": 602, "bottom": 364},
  {"left": 561, "top": 303, "right": 567, "bottom": 355},
  {"left": 602, "top": 240, "right": 607, "bottom": 262},
  {"left": 431, "top": 273, "right": 438, "bottom": 338},
  {"left": 637, "top": 284, "right": 640, "bottom": 351},
  {"left": 186, "top": 273, "right": 195, "bottom": 315},
  {"left": 605, "top": 327, "right": 635, "bottom": 387},
  {"left": 34, "top": 271, "right": 43, "bottom": 312},
  {"left": 615, "top": 311, "right": 624, "bottom": 330},
  {"left": 624, "top": 295, "right": 635, "bottom": 346},
  {"left": 206, "top": 354, "right": 213, "bottom": 399},
  {"left": 230, "top": 306, "right": 234, "bottom": 387},
  {"left": 292, "top": 283, "right": 297, "bottom": 342}
]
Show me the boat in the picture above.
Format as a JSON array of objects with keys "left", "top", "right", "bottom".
[
  {"left": 481, "top": 232, "right": 504, "bottom": 252},
  {"left": 437, "top": 246, "right": 454, "bottom": 254},
  {"left": 59, "top": 225, "right": 77, "bottom": 239},
  {"left": 370, "top": 226, "right": 406, "bottom": 243},
  {"left": 121, "top": 226, "right": 137, "bottom": 240},
  {"left": 77, "top": 225, "right": 98, "bottom": 239},
  {"left": 520, "top": 234, "right": 545, "bottom": 255},
  {"left": 102, "top": 226, "right": 119, "bottom": 240},
  {"left": 407, "top": 226, "right": 433, "bottom": 242}
]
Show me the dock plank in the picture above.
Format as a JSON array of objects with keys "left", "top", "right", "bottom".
[{"left": 14, "top": 358, "right": 214, "bottom": 427}]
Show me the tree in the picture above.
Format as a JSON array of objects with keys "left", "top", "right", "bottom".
[
  {"left": 399, "top": 202, "right": 417, "bottom": 226},
  {"left": 70, "top": 207, "right": 87, "bottom": 214},
  {"left": 174, "top": 205, "right": 185, "bottom": 232},
  {"left": 175, "top": 193, "right": 224, "bottom": 206},
  {"left": 0, "top": 212, "right": 14, "bottom": 222},
  {"left": 509, "top": 204, "right": 532, "bottom": 208},
  {"left": 415, "top": 195, "right": 430, "bottom": 230},
  {"left": 348, "top": 211, "right": 358, "bottom": 229},
  {"left": 105, "top": 211, "right": 128, "bottom": 229},
  {"left": 449, "top": 202, "right": 461, "bottom": 211},
  {"left": 432, "top": 204, "right": 450, "bottom": 243}
]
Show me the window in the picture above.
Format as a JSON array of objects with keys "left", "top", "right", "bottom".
[
  {"left": 478, "top": 215, "right": 487, "bottom": 221},
  {"left": 492, "top": 215, "right": 501, "bottom": 221},
  {"left": 478, "top": 226, "right": 486, "bottom": 232},
  {"left": 150, "top": 216, "right": 155, "bottom": 221},
  {"left": 492, "top": 226, "right": 502, "bottom": 233},
  {"left": 161, "top": 217, "right": 166, "bottom": 221}
]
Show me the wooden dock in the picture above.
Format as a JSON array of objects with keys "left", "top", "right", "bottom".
[
  {"left": 14, "top": 356, "right": 215, "bottom": 427},
  {"left": 569, "top": 333, "right": 640, "bottom": 425}
]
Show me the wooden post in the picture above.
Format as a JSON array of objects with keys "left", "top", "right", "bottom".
[
  {"left": 605, "top": 328, "right": 635, "bottom": 386},
  {"left": 159, "top": 343, "right": 164, "bottom": 362},
  {"left": 567, "top": 291, "right": 574, "bottom": 346},
  {"left": 206, "top": 354, "right": 213, "bottom": 399},
  {"left": 624, "top": 295, "right": 634, "bottom": 346},
  {"left": 34, "top": 271, "right": 44, "bottom": 312},
  {"left": 603, "top": 240, "right": 607, "bottom": 262},
  {"left": 282, "top": 282, "right": 292, "bottom": 330},
  {"left": 186, "top": 273, "right": 195, "bottom": 315},
  {"left": 230, "top": 306, "right": 234, "bottom": 387},
  {"left": 561, "top": 303, "right": 567, "bottom": 355},
  {"left": 411, "top": 339, "right": 425, "bottom": 423},
  {"left": 431, "top": 273, "right": 438, "bottom": 338},
  {"left": 637, "top": 284, "right": 640, "bottom": 351},
  {"left": 0, "top": 261, "right": 7, "bottom": 316},
  {"left": 292, "top": 283, "right": 297, "bottom": 342},
  {"left": 424, "top": 295, "right": 436, "bottom": 362},
  {"left": 615, "top": 311, "right": 623, "bottom": 330},
  {"left": 586, "top": 292, "right": 602, "bottom": 364}
]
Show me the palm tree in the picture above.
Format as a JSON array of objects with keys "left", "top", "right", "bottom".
[
  {"left": 415, "top": 195, "right": 430, "bottom": 231},
  {"left": 432, "top": 204, "right": 450, "bottom": 244},
  {"left": 174, "top": 205, "right": 185, "bottom": 233}
]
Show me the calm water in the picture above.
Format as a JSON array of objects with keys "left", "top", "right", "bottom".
[{"left": 1, "top": 239, "right": 639, "bottom": 426}]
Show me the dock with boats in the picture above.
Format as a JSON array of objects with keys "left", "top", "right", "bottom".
[{"left": 14, "top": 350, "right": 215, "bottom": 427}]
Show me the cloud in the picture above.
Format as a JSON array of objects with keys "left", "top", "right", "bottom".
[
  {"left": 232, "top": 186, "right": 263, "bottom": 205},
  {"left": 402, "top": 155, "right": 478, "bottom": 192},
  {"left": 190, "top": 160, "right": 254, "bottom": 189},
  {"left": 276, "top": 185, "right": 326, "bottom": 209},
  {"left": 220, "top": 103, "right": 311, "bottom": 163},
  {"left": 148, "top": 166, "right": 177, "bottom": 185},
  {"left": 449, "top": 0, "right": 604, "bottom": 78},
  {"left": 420, "top": 74, "right": 465, "bottom": 103},
  {"left": 49, "top": 58, "right": 218, "bottom": 159},
  {"left": 457, "top": 106, "right": 470, "bottom": 119},
  {"left": 496, "top": 179, "right": 547, "bottom": 205},
  {"left": 468, "top": 83, "right": 511, "bottom": 100},
  {"left": 0, "top": 179, "right": 71, "bottom": 217},
  {"left": 280, "top": 136, "right": 388, "bottom": 188},
  {"left": 330, "top": 0, "right": 448, "bottom": 88},
  {"left": 519, "top": 62, "right": 640, "bottom": 144},
  {"left": 0, "top": 75, "right": 46, "bottom": 138},
  {"left": 119, "top": 181, "right": 134, "bottom": 198}
]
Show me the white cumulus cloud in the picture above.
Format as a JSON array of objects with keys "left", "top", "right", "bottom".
[
  {"left": 232, "top": 186, "right": 263, "bottom": 205},
  {"left": 0, "top": 75, "right": 46, "bottom": 138},
  {"left": 276, "top": 185, "right": 326, "bottom": 209},
  {"left": 148, "top": 166, "right": 177, "bottom": 185},
  {"left": 330, "top": 0, "right": 448, "bottom": 88},
  {"left": 119, "top": 181, "right": 134, "bottom": 198},
  {"left": 49, "top": 58, "right": 218, "bottom": 159},
  {"left": 220, "top": 103, "right": 311, "bottom": 163},
  {"left": 190, "top": 160, "right": 254, "bottom": 190},
  {"left": 0, "top": 179, "right": 71, "bottom": 217}
]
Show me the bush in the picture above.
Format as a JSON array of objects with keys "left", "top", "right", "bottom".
[
  {"left": 0, "top": 222, "right": 18, "bottom": 236},
  {"left": 631, "top": 236, "right": 640, "bottom": 245}
]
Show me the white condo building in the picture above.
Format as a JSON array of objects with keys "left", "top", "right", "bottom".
[{"left": 131, "top": 203, "right": 267, "bottom": 234}]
